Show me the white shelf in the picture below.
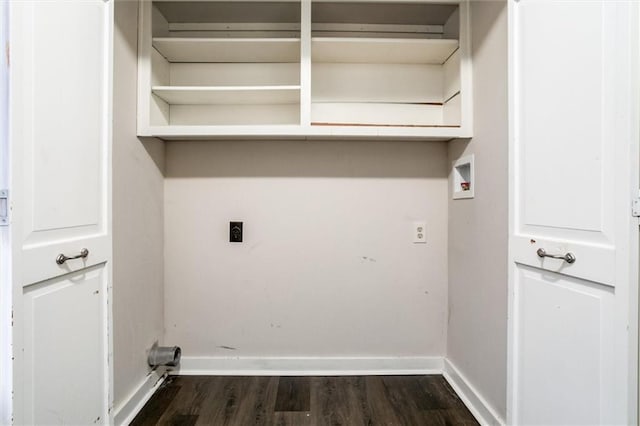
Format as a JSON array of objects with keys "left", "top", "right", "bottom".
[
  {"left": 152, "top": 38, "right": 301, "bottom": 63},
  {"left": 141, "top": 124, "right": 467, "bottom": 141},
  {"left": 312, "top": 37, "right": 458, "bottom": 64},
  {"left": 138, "top": 1, "right": 471, "bottom": 139},
  {"left": 152, "top": 86, "right": 301, "bottom": 105}
]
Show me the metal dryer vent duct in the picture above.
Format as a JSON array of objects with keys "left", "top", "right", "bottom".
[{"left": 148, "top": 345, "right": 181, "bottom": 367}]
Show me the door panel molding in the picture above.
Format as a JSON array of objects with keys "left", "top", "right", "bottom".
[
  {"left": 11, "top": 0, "right": 111, "bottom": 283},
  {"left": 511, "top": 265, "right": 614, "bottom": 425},
  {"left": 22, "top": 264, "right": 109, "bottom": 425},
  {"left": 511, "top": 235, "right": 615, "bottom": 287},
  {"left": 8, "top": 1, "right": 114, "bottom": 424},
  {"left": 507, "top": 0, "right": 639, "bottom": 424}
]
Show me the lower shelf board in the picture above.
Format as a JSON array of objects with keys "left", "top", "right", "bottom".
[
  {"left": 152, "top": 85, "right": 301, "bottom": 105},
  {"left": 311, "top": 122, "right": 461, "bottom": 128},
  {"left": 312, "top": 37, "right": 460, "bottom": 65},
  {"left": 310, "top": 102, "right": 459, "bottom": 127}
]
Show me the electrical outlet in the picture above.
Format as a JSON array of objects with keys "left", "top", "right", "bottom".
[
  {"left": 413, "top": 222, "right": 426, "bottom": 244},
  {"left": 230, "top": 221, "right": 243, "bottom": 242}
]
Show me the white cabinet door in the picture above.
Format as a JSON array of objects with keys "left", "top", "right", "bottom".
[
  {"left": 509, "top": 1, "right": 638, "bottom": 424},
  {"left": 9, "top": 1, "right": 113, "bottom": 424}
]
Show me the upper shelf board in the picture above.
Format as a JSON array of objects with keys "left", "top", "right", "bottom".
[
  {"left": 152, "top": 85, "right": 301, "bottom": 105},
  {"left": 311, "top": 2, "right": 458, "bottom": 26},
  {"left": 312, "top": 37, "right": 458, "bottom": 64},
  {"left": 142, "top": 123, "right": 468, "bottom": 142},
  {"left": 154, "top": 1, "right": 301, "bottom": 24},
  {"left": 153, "top": 38, "right": 301, "bottom": 63}
]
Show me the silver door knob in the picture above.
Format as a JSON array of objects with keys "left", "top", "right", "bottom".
[
  {"left": 56, "top": 248, "right": 89, "bottom": 265},
  {"left": 536, "top": 248, "right": 576, "bottom": 264}
]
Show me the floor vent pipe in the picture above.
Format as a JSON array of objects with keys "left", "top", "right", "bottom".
[{"left": 148, "top": 345, "right": 181, "bottom": 367}]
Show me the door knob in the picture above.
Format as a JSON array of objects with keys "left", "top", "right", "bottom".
[
  {"left": 56, "top": 248, "right": 89, "bottom": 265},
  {"left": 536, "top": 248, "right": 576, "bottom": 264}
]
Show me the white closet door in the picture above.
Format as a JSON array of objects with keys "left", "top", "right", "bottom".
[
  {"left": 9, "top": 0, "right": 113, "bottom": 424},
  {"left": 509, "top": 1, "right": 638, "bottom": 425}
]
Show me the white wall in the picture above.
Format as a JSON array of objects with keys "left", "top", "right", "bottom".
[
  {"left": 111, "top": 0, "right": 508, "bottom": 415},
  {"left": 164, "top": 140, "right": 448, "bottom": 359},
  {"left": 113, "top": 0, "right": 166, "bottom": 410},
  {"left": 447, "top": 0, "right": 508, "bottom": 420}
]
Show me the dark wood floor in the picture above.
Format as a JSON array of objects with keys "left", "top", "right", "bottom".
[{"left": 130, "top": 375, "right": 479, "bottom": 426}]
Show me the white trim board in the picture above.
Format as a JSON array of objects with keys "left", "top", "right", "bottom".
[
  {"left": 0, "top": 2, "right": 11, "bottom": 423},
  {"left": 443, "top": 359, "right": 504, "bottom": 426},
  {"left": 172, "top": 356, "right": 444, "bottom": 376},
  {"left": 113, "top": 367, "right": 167, "bottom": 426}
]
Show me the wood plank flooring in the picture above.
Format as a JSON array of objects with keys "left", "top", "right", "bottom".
[{"left": 130, "top": 375, "right": 478, "bottom": 426}]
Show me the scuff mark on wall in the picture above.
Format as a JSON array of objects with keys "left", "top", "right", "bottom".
[{"left": 217, "top": 345, "right": 237, "bottom": 351}]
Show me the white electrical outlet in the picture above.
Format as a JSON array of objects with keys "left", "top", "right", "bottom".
[{"left": 413, "top": 222, "right": 426, "bottom": 244}]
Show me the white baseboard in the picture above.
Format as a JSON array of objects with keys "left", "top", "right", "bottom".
[
  {"left": 172, "top": 356, "right": 444, "bottom": 376},
  {"left": 443, "top": 359, "right": 504, "bottom": 426},
  {"left": 113, "top": 367, "right": 167, "bottom": 426}
]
